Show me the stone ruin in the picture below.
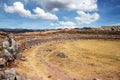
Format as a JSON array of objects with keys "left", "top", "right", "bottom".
[
  {"left": 0, "top": 68, "right": 16, "bottom": 80},
  {"left": 102, "top": 26, "right": 120, "bottom": 31},
  {"left": 0, "top": 33, "right": 26, "bottom": 80},
  {"left": 0, "top": 33, "right": 18, "bottom": 67}
]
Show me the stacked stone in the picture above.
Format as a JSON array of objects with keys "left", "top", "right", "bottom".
[
  {"left": 0, "top": 33, "right": 22, "bottom": 80},
  {"left": 102, "top": 26, "right": 120, "bottom": 31}
]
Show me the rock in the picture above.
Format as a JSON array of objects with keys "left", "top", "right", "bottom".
[
  {"left": 92, "top": 78, "right": 100, "bottom": 80},
  {"left": 57, "top": 52, "right": 68, "bottom": 58},
  {"left": 0, "top": 58, "right": 6, "bottom": 68},
  {"left": 0, "top": 68, "right": 16, "bottom": 80},
  {"left": 16, "top": 53, "right": 23, "bottom": 59}
]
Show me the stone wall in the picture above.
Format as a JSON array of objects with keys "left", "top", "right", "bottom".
[
  {"left": 1, "top": 28, "right": 119, "bottom": 53},
  {"left": 102, "top": 26, "right": 120, "bottom": 31}
]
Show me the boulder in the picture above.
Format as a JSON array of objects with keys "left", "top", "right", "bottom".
[
  {"left": 0, "top": 68, "right": 16, "bottom": 80},
  {"left": 57, "top": 52, "right": 68, "bottom": 58}
]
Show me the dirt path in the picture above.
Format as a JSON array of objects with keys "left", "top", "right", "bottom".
[
  {"left": 17, "top": 42, "right": 75, "bottom": 80},
  {"left": 38, "top": 43, "right": 75, "bottom": 80},
  {"left": 24, "top": 45, "right": 48, "bottom": 80}
]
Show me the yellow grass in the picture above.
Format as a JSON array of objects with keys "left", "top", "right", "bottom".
[
  {"left": 43, "top": 40, "right": 120, "bottom": 80},
  {"left": 16, "top": 40, "right": 120, "bottom": 80},
  {"left": 16, "top": 45, "right": 50, "bottom": 80}
]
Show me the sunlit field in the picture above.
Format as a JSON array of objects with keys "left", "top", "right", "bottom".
[{"left": 16, "top": 40, "right": 120, "bottom": 80}]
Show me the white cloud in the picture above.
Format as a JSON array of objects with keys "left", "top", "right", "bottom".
[
  {"left": 33, "top": 7, "right": 58, "bottom": 20},
  {"left": 4, "top": 2, "right": 31, "bottom": 17},
  {"left": 4, "top": 2, "right": 58, "bottom": 20},
  {"left": 75, "top": 11, "right": 100, "bottom": 24},
  {"left": 32, "top": 0, "right": 97, "bottom": 11},
  {"left": 31, "top": 0, "right": 99, "bottom": 24},
  {"left": 49, "top": 21, "right": 76, "bottom": 29},
  {"left": 58, "top": 21, "right": 76, "bottom": 29}
]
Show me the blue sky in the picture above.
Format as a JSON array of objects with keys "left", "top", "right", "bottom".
[{"left": 0, "top": 0, "right": 120, "bottom": 29}]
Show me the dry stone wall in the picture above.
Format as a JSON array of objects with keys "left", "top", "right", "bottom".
[
  {"left": 1, "top": 28, "right": 119, "bottom": 53},
  {"left": 102, "top": 26, "right": 120, "bottom": 31}
]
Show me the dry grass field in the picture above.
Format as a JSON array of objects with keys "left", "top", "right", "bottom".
[{"left": 16, "top": 40, "right": 120, "bottom": 80}]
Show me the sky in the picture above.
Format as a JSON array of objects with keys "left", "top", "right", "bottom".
[{"left": 0, "top": 0, "right": 120, "bottom": 29}]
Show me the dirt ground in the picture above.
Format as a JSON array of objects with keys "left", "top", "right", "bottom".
[{"left": 16, "top": 40, "right": 120, "bottom": 80}]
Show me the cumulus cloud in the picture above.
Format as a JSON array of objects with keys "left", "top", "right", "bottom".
[
  {"left": 32, "top": 0, "right": 97, "bottom": 11},
  {"left": 31, "top": 0, "right": 99, "bottom": 25},
  {"left": 33, "top": 7, "right": 58, "bottom": 20},
  {"left": 4, "top": 2, "right": 58, "bottom": 20},
  {"left": 75, "top": 11, "right": 100, "bottom": 24},
  {"left": 4, "top": 2, "right": 32, "bottom": 17}
]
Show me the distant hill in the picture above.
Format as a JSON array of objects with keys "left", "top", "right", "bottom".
[
  {"left": 0, "top": 26, "right": 120, "bottom": 33},
  {"left": 0, "top": 28, "right": 42, "bottom": 33}
]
